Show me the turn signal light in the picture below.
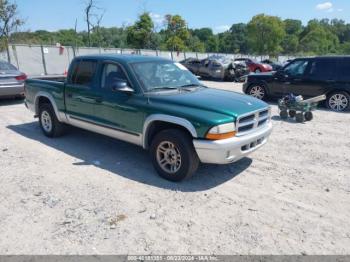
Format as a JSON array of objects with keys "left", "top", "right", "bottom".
[{"left": 206, "top": 131, "right": 236, "bottom": 140}]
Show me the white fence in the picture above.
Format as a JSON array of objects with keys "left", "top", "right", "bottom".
[{"left": 3, "top": 44, "right": 295, "bottom": 76}]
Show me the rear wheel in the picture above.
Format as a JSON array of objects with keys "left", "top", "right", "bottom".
[
  {"left": 304, "top": 111, "right": 313, "bottom": 121},
  {"left": 247, "top": 84, "right": 266, "bottom": 100},
  {"left": 150, "top": 129, "right": 199, "bottom": 182},
  {"left": 254, "top": 68, "right": 261, "bottom": 73},
  {"left": 39, "top": 103, "right": 66, "bottom": 137},
  {"left": 327, "top": 91, "right": 350, "bottom": 112}
]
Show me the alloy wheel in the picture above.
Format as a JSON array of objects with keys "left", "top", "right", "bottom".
[
  {"left": 156, "top": 141, "right": 182, "bottom": 174},
  {"left": 329, "top": 94, "right": 349, "bottom": 111},
  {"left": 249, "top": 86, "right": 265, "bottom": 99},
  {"left": 41, "top": 111, "right": 52, "bottom": 133}
]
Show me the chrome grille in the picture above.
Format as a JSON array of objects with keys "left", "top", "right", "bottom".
[{"left": 236, "top": 108, "right": 270, "bottom": 135}]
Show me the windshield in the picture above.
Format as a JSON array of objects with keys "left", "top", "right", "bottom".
[{"left": 131, "top": 61, "right": 202, "bottom": 92}]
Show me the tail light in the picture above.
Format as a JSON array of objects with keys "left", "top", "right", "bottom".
[{"left": 15, "top": 73, "right": 27, "bottom": 81}]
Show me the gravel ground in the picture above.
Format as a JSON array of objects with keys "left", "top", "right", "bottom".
[{"left": 0, "top": 81, "right": 349, "bottom": 255}]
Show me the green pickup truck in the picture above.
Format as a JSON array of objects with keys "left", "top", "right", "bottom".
[{"left": 25, "top": 54, "right": 272, "bottom": 181}]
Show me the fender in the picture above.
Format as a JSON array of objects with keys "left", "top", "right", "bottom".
[
  {"left": 34, "top": 91, "right": 68, "bottom": 123},
  {"left": 142, "top": 114, "right": 198, "bottom": 149}
]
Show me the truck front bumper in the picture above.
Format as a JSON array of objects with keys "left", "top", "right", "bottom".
[{"left": 193, "top": 122, "right": 272, "bottom": 164}]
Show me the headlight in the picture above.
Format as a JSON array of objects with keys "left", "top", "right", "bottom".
[{"left": 206, "top": 123, "right": 236, "bottom": 140}]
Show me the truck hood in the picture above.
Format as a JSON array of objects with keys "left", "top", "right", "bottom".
[{"left": 148, "top": 88, "right": 268, "bottom": 120}]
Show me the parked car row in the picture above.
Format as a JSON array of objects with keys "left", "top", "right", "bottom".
[{"left": 180, "top": 56, "right": 250, "bottom": 82}]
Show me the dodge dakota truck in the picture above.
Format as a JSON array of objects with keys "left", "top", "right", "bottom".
[{"left": 25, "top": 54, "right": 272, "bottom": 182}]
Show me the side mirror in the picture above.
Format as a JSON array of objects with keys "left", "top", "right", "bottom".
[{"left": 111, "top": 81, "right": 134, "bottom": 94}]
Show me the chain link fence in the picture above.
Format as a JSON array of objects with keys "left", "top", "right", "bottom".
[{"left": 2, "top": 44, "right": 295, "bottom": 76}]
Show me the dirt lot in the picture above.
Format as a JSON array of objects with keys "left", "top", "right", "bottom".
[{"left": 0, "top": 81, "right": 349, "bottom": 255}]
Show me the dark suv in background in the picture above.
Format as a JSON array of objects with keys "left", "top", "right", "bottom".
[{"left": 243, "top": 56, "right": 350, "bottom": 112}]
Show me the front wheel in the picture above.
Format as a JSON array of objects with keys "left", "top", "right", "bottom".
[
  {"left": 254, "top": 68, "right": 261, "bottom": 73},
  {"left": 327, "top": 92, "right": 350, "bottom": 112},
  {"left": 150, "top": 129, "right": 199, "bottom": 182},
  {"left": 247, "top": 84, "right": 266, "bottom": 100}
]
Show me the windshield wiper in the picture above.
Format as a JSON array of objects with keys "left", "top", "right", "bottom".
[
  {"left": 147, "top": 86, "right": 179, "bottom": 93},
  {"left": 179, "top": 84, "right": 206, "bottom": 88}
]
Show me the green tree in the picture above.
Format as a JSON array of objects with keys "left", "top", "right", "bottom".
[
  {"left": 284, "top": 19, "right": 303, "bottom": 35},
  {"left": 164, "top": 14, "right": 189, "bottom": 51},
  {"left": 340, "top": 42, "right": 350, "bottom": 54},
  {"left": 126, "top": 12, "right": 154, "bottom": 49},
  {"left": 191, "top": 28, "right": 218, "bottom": 52},
  {"left": 186, "top": 35, "right": 205, "bottom": 52},
  {"left": 0, "top": 0, "right": 24, "bottom": 54},
  {"left": 217, "top": 31, "right": 232, "bottom": 53},
  {"left": 282, "top": 19, "right": 302, "bottom": 54},
  {"left": 299, "top": 23, "right": 339, "bottom": 54},
  {"left": 229, "top": 23, "right": 249, "bottom": 53},
  {"left": 281, "top": 35, "right": 299, "bottom": 54},
  {"left": 206, "top": 35, "right": 219, "bottom": 52},
  {"left": 247, "top": 14, "right": 285, "bottom": 56},
  {"left": 298, "top": 19, "right": 340, "bottom": 54}
]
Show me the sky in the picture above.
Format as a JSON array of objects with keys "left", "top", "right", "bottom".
[{"left": 16, "top": 0, "right": 350, "bottom": 33}]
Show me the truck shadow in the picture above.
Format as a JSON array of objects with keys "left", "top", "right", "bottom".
[{"left": 7, "top": 122, "right": 252, "bottom": 192}]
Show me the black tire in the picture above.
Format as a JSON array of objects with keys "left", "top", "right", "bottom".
[
  {"left": 150, "top": 129, "right": 199, "bottom": 182},
  {"left": 304, "top": 111, "right": 313, "bottom": 121},
  {"left": 39, "top": 103, "right": 66, "bottom": 138},
  {"left": 289, "top": 110, "right": 296, "bottom": 118},
  {"left": 247, "top": 84, "right": 267, "bottom": 100},
  {"left": 326, "top": 91, "right": 350, "bottom": 112},
  {"left": 254, "top": 68, "right": 261, "bottom": 73},
  {"left": 296, "top": 113, "right": 305, "bottom": 123},
  {"left": 280, "top": 110, "right": 288, "bottom": 120}
]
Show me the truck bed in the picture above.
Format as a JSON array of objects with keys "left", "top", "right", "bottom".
[{"left": 25, "top": 78, "right": 66, "bottom": 115}]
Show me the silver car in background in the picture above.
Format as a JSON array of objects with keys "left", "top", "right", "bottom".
[{"left": 0, "top": 60, "right": 27, "bottom": 98}]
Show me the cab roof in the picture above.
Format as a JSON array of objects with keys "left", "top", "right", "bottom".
[{"left": 74, "top": 54, "right": 171, "bottom": 63}]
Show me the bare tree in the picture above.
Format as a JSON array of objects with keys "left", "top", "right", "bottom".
[
  {"left": 84, "top": 0, "right": 104, "bottom": 47},
  {"left": 91, "top": 11, "right": 105, "bottom": 48},
  {"left": 0, "top": 0, "right": 24, "bottom": 60}
]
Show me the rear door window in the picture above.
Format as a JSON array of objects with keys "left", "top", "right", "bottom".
[
  {"left": 337, "top": 58, "right": 350, "bottom": 81},
  {"left": 70, "top": 60, "right": 97, "bottom": 86},
  {"left": 308, "top": 59, "right": 337, "bottom": 80}
]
